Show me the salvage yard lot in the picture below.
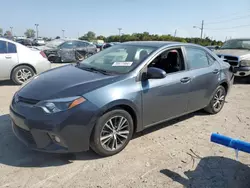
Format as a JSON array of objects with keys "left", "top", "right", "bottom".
[{"left": 0, "top": 65, "right": 250, "bottom": 187}]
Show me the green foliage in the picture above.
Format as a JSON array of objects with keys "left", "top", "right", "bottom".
[
  {"left": 0, "top": 28, "right": 3, "bottom": 36},
  {"left": 79, "top": 31, "right": 96, "bottom": 41},
  {"left": 106, "top": 32, "right": 222, "bottom": 46},
  {"left": 24, "top": 29, "right": 35, "bottom": 38},
  {"left": 79, "top": 31, "right": 222, "bottom": 46},
  {"left": 4, "top": 31, "right": 13, "bottom": 39}
]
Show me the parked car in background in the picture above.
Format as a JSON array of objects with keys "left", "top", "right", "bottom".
[
  {"left": 44, "top": 40, "right": 97, "bottom": 63},
  {"left": 33, "top": 38, "right": 46, "bottom": 46},
  {"left": 34, "top": 39, "right": 66, "bottom": 51},
  {"left": 206, "top": 45, "right": 220, "bottom": 51},
  {"left": 0, "top": 38, "right": 51, "bottom": 84},
  {"left": 10, "top": 41, "right": 234, "bottom": 156},
  {"left": 215, "top": 38, "right": 250, "bottom": 83},
  {"left": 16, "top": 38, "right": 33, "bottom": 47},
  {"left": 102, "top": 42, "right": 121, "bottom": 50}
]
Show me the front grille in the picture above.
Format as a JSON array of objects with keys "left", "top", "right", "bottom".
[
  {"left": 18, "top": 96, "right": 40, "bottom": 105},
  {"left": 13, "top": 123, "right": 35, "bottom": 145},
  {"left": 219, "top": 55, "right": 239, "bottom": 66}
]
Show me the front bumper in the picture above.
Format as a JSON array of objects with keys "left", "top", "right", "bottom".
[
  {"left": 10, "top": 100, "right": 99, "bottom": 153},
  {"left": 234, "top": 66, "right": 250, "bottom": 77}
]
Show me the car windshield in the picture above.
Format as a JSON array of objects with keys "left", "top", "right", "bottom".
[
  {"left": 221, "top": 39, "right": 250, "bottom": 50},
  {"left": 78, "top": 44, "right": 156, "bottom": 74}
]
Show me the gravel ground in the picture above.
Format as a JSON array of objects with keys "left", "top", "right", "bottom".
[{"left": 0, "top": 65, "right": 250, "bottom": 188}]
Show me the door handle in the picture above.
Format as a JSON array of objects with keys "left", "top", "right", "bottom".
[
  {"left": 213, "top": 69, "right": 220, "bottom": 74},
  {"left": 5, "top": 56, "right": 11, "bottom": 59},
  {"left": 180, "top": 77, "right": 191, "bottom": 83}
]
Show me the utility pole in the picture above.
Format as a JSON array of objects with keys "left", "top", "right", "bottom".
[
  {"left": 193, "top": 20, "right": 204, "bottom": 39},
  {"left": 62, "top": 30, "right": 65, "bottom": 38},
  {"left": 10, "top": 27, "right": 13, "bottom": 36},
  {"left": 118, "top": 28, "right": 122, "bottom": 42},
  {"left": 201, "top": 20, "right": 204, "bottom": 39},
  {"left": 35, "top": 24, "right": 39, "bottom": 38},
  {"left": 174, "top": 29, "right": 177, "bottom": 37}
]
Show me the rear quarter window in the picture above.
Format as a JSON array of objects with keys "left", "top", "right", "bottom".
[{"left": 7, "top": 42, "right": 17, "bottom": 53}]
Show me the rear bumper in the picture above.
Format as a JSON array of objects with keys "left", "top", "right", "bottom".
[{"left": 235, "top": 66, "right": 250, "bottom": 77}]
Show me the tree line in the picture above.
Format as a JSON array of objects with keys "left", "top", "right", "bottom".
[
  {"left": 0, "top": 28, "right": 223, "bottom": 46},
  {"left": 80, "top": 31, "right": 223, "bottom": 46}
]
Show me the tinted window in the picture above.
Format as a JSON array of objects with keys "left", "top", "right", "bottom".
[
  {"left": 185, "top": 47, "right": 209, "bottom": 69},
  {"left": 60, "top": 41, "right": 77, "bottom": 49},
  {"left": 76, "top": 41, "right": 88, "bottom": 47},
  {"left": 8, "top": 42, "right": 17, "bottom": 53},
  {"left": 0, "top": 41, "right": 7, "bottom": 54}
]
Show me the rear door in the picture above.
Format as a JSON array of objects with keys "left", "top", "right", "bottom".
[
  {"left": 0, "top": 40, "right": 18, "bottom": 80},
  {"left": 58, "top": 41, "right": 77, "bottom": 62},
  {"left": 183, "top": 46, "right": 220, "bottom": 112}
]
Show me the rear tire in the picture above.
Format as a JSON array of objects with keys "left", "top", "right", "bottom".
[
  {"left": 204, "top": 85, "right": 226, "bottom": 114},
  {"left": 246, "top": 76, "right": 250, "bottom": 84},
  {"left": 11, "top": 65, "right": 35, "bottom": 85},
  {"left": 90, "top": 109, "right": 134, "bottom": 157}
]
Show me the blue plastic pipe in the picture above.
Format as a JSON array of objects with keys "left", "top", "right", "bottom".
[{"left": 211, "top": 133, "right": 250, "bottom": 154}]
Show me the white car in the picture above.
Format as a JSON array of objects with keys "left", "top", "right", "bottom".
[{"left": 0, "top": 38, "right": 51, "bottom": 85}]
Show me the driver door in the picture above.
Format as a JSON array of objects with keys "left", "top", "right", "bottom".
[{"left": 141, "top": 47, "right": 192, "bottom": 127}]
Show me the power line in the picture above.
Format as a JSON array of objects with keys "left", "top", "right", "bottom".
[
  {"left": 205, "top": 24, "right": 250, "bottom": 30},
  {"left": 206, "top": 14, "right": 250, "bottom": 25},
  {"left": 206, "top": 9, "right": 250, "bottom": 22}
]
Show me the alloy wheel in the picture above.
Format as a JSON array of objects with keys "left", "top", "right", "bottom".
[
  {"left": 100, "top": 116, "right": 130, "bottom": 151},
  {"left": 213, "top": 88, "right": 225, "bottom": 111},
  {"left": 16, "top": 69, "right": 33, "bottom": 83}
]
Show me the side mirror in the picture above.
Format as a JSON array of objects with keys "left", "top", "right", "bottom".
[{"left": 146, "top": 67, "right": 167, "bottom": 79}]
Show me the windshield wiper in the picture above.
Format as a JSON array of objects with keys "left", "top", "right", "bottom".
[{"left": 79, "top": 66, "right": 111, "bottom": 75}]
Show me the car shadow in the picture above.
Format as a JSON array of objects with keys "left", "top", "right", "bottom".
[
  {"left": 0, "top": 114, "right": 100, "bottom": 168},
  {"left": 234, "top": 77, "right": 249, "bottom": 84},
  {"left": 0, "top": 80, "right": 16, "bottom": 86},
  {"left": 160, "top": 156, "right": 250, "bottom": 188},
  {"left": 133, "top": 110, "right": 208, "bottom": 139}
]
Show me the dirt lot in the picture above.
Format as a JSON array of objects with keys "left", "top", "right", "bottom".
[{"left": 0, "top": 65, "right": 250, "bottom": 188}]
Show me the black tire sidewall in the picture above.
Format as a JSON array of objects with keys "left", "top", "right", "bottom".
[
  {"left": 90, "top": 109, "right": 134, "bottom": 157},
  {"left": 12, "top": 65, "right": 35, "bottom": 85},
  {"left": 209, "top": 85, "right": 226, "bottom": 114}
]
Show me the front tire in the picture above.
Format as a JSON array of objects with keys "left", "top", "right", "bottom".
[
  {"left": 11, "top": 65, "right": 35, "bottom": 85},
  {"left": 204, "top": 85, "right": 226, "bottom": 114},
  {"left": 90, "top": 109, "right": 134, "bottom": 157}
]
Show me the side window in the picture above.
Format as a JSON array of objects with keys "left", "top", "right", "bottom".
[
  {"left": 78, "top": 42, "right": 88, "bottom": 47},
  {"left": 7, "top": 42, "right": 17, "bottom": 53},
  {"left": 0, "top": 41, "right": 7, "bottom": 54},
  {"left": 147, "top": 48, "right": 185, "bottom": 74},
  {"left": 207, "top": 53, "right": 216, "bottom": 65},
  {"left": 60, "top": 41, "right": 77, "bottom": 49},
  {"left": 185, "top": 47, "right": 209, "bottom": 69}
]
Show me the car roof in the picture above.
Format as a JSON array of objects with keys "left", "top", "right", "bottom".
[{"left": 121, "top": 41, "right": 201, "bottom": 48}]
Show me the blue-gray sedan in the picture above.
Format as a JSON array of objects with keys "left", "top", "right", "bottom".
[{"left": 10, "top": 41, "right": 234, "bottom": 156}]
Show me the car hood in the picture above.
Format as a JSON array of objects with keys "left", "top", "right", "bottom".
[
  {"left": 18, "top": 65, "right": 119, "bottom": 101},
  {"left": 215, "top": 49, "right": 250, "bottom": 57}
]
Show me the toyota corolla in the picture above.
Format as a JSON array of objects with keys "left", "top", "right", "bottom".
[{"left": 10, "top": 41, "right": 234, "bottom": 156}]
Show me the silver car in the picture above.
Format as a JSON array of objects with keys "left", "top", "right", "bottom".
[{"left": 0, "top": 38, "right": 51, "bottom": 85}]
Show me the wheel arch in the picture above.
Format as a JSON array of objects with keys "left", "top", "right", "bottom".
[
  {"left": 10, "top": 63, "right": 37, "bottom": 78},
  {"left": 96, "top": 99, "right": 143, "bottom": 134}
]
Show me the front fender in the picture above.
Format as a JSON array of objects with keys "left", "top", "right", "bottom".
[{"left": 97, "top": 99, "right": 143, "bottom": 132}]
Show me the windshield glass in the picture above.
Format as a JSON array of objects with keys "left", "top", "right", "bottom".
[
  {"left": 79, "top": 44, "right": 156, "bottom": 74},
  {"left": 46, "top": 39, "right": 66, "bottom": 48},
  {"left": 221, "top": 39, "right": 250, "bottom": 50}
]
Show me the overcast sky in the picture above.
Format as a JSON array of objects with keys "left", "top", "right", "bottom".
[{"left": 1, "top": 0, "right": 250, "bottom": 41}]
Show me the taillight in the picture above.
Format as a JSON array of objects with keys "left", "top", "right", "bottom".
[{"left": 40, "top": 51, "right": 47, "bottom": 59}]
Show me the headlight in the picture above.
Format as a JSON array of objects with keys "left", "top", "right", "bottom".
[
  {"left": 36, "top": 96, "right": 86, "bottom": 113},
  {"left": 240, "top": 60, "right": 250, "bottom": 66}
]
